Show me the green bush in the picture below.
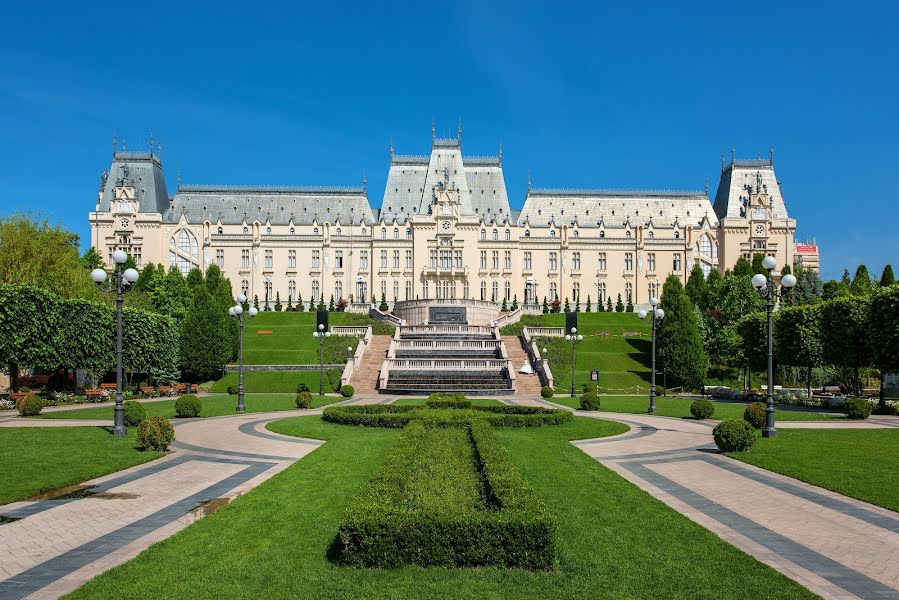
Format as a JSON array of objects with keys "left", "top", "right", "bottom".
[
  {"left": 743, "top": 401, "right": 767, "bottom": 429},
  {"left": 874, "top": 403, "right": 899, "bottom": 416},
  {"left": 541, "top": 386, "right": 554, "bottom": 399},
  {"left": 295, "top": 391, "right": 313, "bottom": 409},
  {"left": 296, "top": 383, "right": 310, "bottom": 394},
  {"left": 844, "top": 397, "right": 872, "bottom": 420},
  {"left": 123, "top": 400, "right": 146, "bottom": 426},
  {"left": 340, "top": 385, "right": 355, "bottom": 398},
  {"left": 690, "top": 399, "right": 715, "bottom": 420},
  {"left": 321, "top": 405, "right": 572, "bottom": 428},
  {"left": 579, "top": 392, "right": 600, "bottom": 411},
  {"left": 582, "top": 383, "right": 597, "bottom": 394},
  {"left": 174, "top": 394, "right": 202, "bottom": 418},
  {"left": 425, "top": 394, "right": 471, "bottom": 409},
  {"left": 338, "top": 420, "right": 556, "bottom": 570},
  {"left": 322, "top": 405, "right": 415, "bottom": 428},
  {"left": 17, "top": 394, "right": 43, "bottom": 416},
  {"left": 713, "top": 419, "right": 756, "bottom": 452},
  {"left": 137, "top": 416, "right": 175, "bottom": 451},
  {"left": 226, "top": 385, "right": 238, "bottom": 395}
]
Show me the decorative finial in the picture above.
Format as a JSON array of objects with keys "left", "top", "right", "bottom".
[
  {"left": 112, "top": 129, "right": 118, "bottom": 156},
  {"left": 755, "top": 171, "right": 762, "bottom": 192},
  {"left": 149, "top": 130, "right": 154, "bottom": 157},
  {"left": 157, "top": 140, "right": 162, "bottom": 160},
  {"left": 731, "top": 144, "right": 735, "bottom": 162},
  {"left": 177, "top": 169, "right": 181, "bottom": 189},
  {"left": 457, "top": 117, "right": 462, "bottom": 142},
  {"left": 721, "top": 148, "right": 725, "bottom": 170},
  {"left": 389, "top": 138, "right": 394, "bottom": 158},
  {"left": 362, "top": 170, "right": 367, "bottom": 192},
  {"left": 498, "top": 140, "right": 502, "bottom": 163},
  {"left": 757, "top": 149, "right": 761, "bottom": 160},
  {"left": 527, "top": 170, "right": 532, "bottom": 193},
  {"left": 769, "top": 144, "right": 774, "bottom": 164},
  {"left": 705, "top": 176, "right": 709, "bottom": 196},
  {"left": 122, "top": 138, "right": 127, "bottom": 152},
  {"left": 431, "top": 118, "right": 436, "bottom": 142}
]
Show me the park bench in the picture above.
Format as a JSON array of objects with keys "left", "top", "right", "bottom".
[
  {"left": 84, "top": 389, "right": 104, "bottom": 399},
  {"left": 99, "top": 383, "right": 117, "bottom": 390},
  {"left": 174, "top": 383, "right": 186, "bottom": 393},
  {"left": 257, "top": 330, "right": 273, "bottom": 335},
  {"left": 622, "top": 331, "right": 642, "bottom": 337},
  {"left": 158, "top": 386, "right": 172, "bottom": 395},
  {"left": 819, "top": 385, "right": 842, "bottom": 396},
  {"left": 9, "top": 392, "right": 30, "bottom": 402},
  {"left": 140, "top": 386, "right": 155, "bottom": 395}
]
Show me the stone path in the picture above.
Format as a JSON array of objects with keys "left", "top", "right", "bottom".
[
  {"left": 526, "top": 398, "right": 899, "bottom": 600},
  {"left": 0, "top": 409, "right": 328, "bottom": 600}
]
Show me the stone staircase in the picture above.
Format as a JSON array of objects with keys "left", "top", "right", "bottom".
[
  {"left": 348, "top": 336, "right": 392, "bottom": 396},
  {"left": 502, "top": 336, "right": 543, "bottom": 398}
]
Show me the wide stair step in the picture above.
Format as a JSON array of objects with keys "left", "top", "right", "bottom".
[{"left": 502, "top": 335, "right": 543, "bottom": 397}]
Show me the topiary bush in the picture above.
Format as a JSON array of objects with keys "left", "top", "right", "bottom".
[
  {"left": 123, "top": 400, "right": 146, "bottom": 426},
  {"left": 844, "top": 397, "right": 872, "bottom": 420},
  {"left": 295, "top": 391, "right": 313, "bottom": 409},
  {"left": 582, "top": 383, "right": 597, "bottom": 395},
  {"left": 226, "top": 385, "right": 238, "bottom": 395},
  {"left": 743, "top": 401, "right": 767, "bottom": 429},
  {"left": 296, "top": 383, "right": 310, "bottom": 394},
  {"left": 541, "top": 386, "right": 554, "bottom": 399},
  {"left": 174, "top": 394, "right": 202, "bottom": 418},
  {"left": 340, "top": 385, "right": 355, "bottom": 398},
  {"left": 690, "top": 399, "right": 715, "bottom": 420},
  {"left": 713, "top": 418, "right": 756, "bottom": 452},
  {"left": 579, "top": 392, "right": 600, "bottom": 411},
  {"left": 137, "top": 416, "right": 175, "bottom": 451},
  {"left": 17, "top": 394, "right": 43, "bottom": 416}
]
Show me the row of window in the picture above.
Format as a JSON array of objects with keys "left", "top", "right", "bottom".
[{"left": 222, "top": 225, "right": 687, "bottom": 241}]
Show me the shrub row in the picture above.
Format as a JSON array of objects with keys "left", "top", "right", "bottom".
[
  {"left": 322, "top": 405, "right": 415, "bottom": 428},
  {"left": 425, "top": 393, "right": 471, "bottom": 409},
  {"left": 338, "top": 420, "right": 556, "bottom": 570},
  {"left": 321, "top": 404, "right": 572, "bottom": 428}
]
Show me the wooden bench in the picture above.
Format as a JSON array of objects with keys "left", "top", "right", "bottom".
[
  {"left": 141, "top": 386, "right": 155, "bottom": 395},
  {"left": 174, "top": 383, "right": 186, "bottom": 392},
  {"left": 158, "top": 386, "right": 172, "bottom": 394},
  {"left": 99, "top": 383, "right": 117, "bottom": 390},
  {"left": 85, "top": 389, "right": 104, "bottom": 398},
  {"left": 9, "top": 392, "right": 30, "bottom": 402}
]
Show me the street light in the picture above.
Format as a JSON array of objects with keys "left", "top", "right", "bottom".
[
  {"left": 564, "top": 327, "right": 584, "bottom": 398},
  {"left": 229, "top": 294, "right": 258, "bottom": 413},
  {"left": 312, "top": 323, "right": 331, "bottom": 396},
  {"left": 91, "top": 249, "right": 139, "bottom": 436},
  {"left": 752, "top": 256, "right": 797, "bottom": 438},
  {"left": 638, "top": 298, "right": 665, "bottom": 414}
]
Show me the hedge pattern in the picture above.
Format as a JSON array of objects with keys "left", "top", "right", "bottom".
[
  {"left": 338, "top": 420, "right": 556, "bottom": 570},
  {"left": 321, "top": 404, "right": 572, "bottom": 428}
]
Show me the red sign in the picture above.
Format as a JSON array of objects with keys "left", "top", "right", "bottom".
[{"left": 795, "top": 245, "right": 818, "bottom": 254}]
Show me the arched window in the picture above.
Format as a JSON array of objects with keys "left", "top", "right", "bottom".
[
  {"left": 243, "top": 226, "right": 249, "bottom": 234},
  {"left": 406, "top": 228, "right": 412, "bottom": 239},
  {"left": 289, "top": 227, "right": 295, "bottom": 235},
  {"left": 572, "top": 281, "right": 580, "bottom": 301},
  {"left": 550, "top": 230, "right": 556, "bottom": 238},
  {"left": 625, "top": 282, "right": 633, "bottom": 303},
  {"left": 266, "top": 226, "right": 272, "bottom": 234},
  {"left": 313, "top": 227, "right": 319, "bottom": 235},
  {"left": 480, "top": 281, "right": 487, "bottom": 301},
  {"left": 600, "top": 230, "right": 605, "bottom": 238},
  {"left": 504, "top": 229, "right": 510, "bottom": 240},
  {"left": 361, "top": 228, "right": 367, "bottom": 236},
  {"left": 288, "top": 280, "right": 296, "bottom": 301},
  {"left": 312, "top": 280, "right": 320, "bottom": 301},
  {"left": 625, "top": 230, "right": 631, "bottom": 239},
  {"left": 524, "top": 230, "right": 530, "bottom": 237},
  {"left": 241, "top": 279, "right": 249, "bottom": 296},
  {"left": 674, "top": 230, "right": 680, "bottom": 239},
  {"left": 492, "top": 229, "right": 498, "bottom": 240},
  {"left": 336, "top": 228, "right": 341, "bottom": 236},
  {"left": 170, "top": 229, "right": 200, "bottom": 275},
  {"left": 217, "top": 226, "right": 223, "bottom": 234},
  {"left": 381, "top": 228, "right": 386, "bottom": 239},
  {"left": 573, "top": 230, "right": 579, "bottom": 238},
  {"left": 648, "top": 231, "right": 654, "bottom": 239},
  {"left": 549, "top": 282, "right": 558, "bottom": 302},
  {"left": 335, "top": 280, "right": 343, "bottom": 300},
  {"left": 597, "top": 281, "right": 606, "bottom": 303},
  {"left": 393, "top": 228, "right": 399, "bottom": 239},
  {"left": 700, "top": 235, "right": 712, "bottom": 257},
  {"left": 480, "top": 229, "right": 486, "bottom": 240}
]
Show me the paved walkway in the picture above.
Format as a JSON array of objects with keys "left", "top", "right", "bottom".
[
  {"left": 0, "top": 409, "right": 332, "bottom": 600},
  {"left": 525, "top": 399, "right": 899, "bottom": 600}
]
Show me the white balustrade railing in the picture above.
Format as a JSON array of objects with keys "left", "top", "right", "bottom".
[
  {"left": 331, "top": 326, "right": 370, "bottom": 337},
  {"left": 492, "top": 307, "right": 522, "bottom": 328},
  {"left": 385, "top": 358, "right": 512, "bottom": 370},
  {"left": 525, "top": 326, "right": 565, "bottom": 338},
  {"left": 341, "top": 326, "right": 372, "bottom": 386},
  {"left": 400, "top": 324, "right": 494, "bottom": 335},
  {"left": 522, "top": 327, "right": 555, "bottom": 388},
  {"left": 393, "top": 339, "right": 502, "bottom": 351}
]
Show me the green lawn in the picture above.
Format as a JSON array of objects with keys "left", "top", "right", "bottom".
[
  {"left": 728, "top": 429, "right": 899, "bottom": 511},
  {"left": 550, "top": 394, "right": 847, "bottom": 421},
  {"left": 235, "top": 312, "right": 390, "bottom": 365},
  {"left": 68, "top": 415, "right": 814, "bottom": 599},
  {"left": 0, "top": 427, "right": 162, "bottom": 505},
  {"left": 390, "top": 397, "right": 505, "bottom": 407},
  {"left": 38, "top": 394, "right": 340, "bottom": 420},
  {"left": 210, "top": 369, "right": 343, "bottom": 393}
]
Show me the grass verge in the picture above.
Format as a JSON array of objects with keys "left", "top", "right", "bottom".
[
  {"left": 67, "top": 415, "right": 814, "bottom": 599},
  {"left": 210, "top": 370, "right": 343, "bottom": 393},
  {"left": 0, "top": 427, "right": 162, "bottom": 505}
]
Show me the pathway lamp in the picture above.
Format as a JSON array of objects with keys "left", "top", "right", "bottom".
[
  {"left": 637, "top": 297, "right": 665, "bottom": 414},
  {"left": 229, "top": 294, "right": 257, "bottom": 413},
  {"left": 312, "top": 323, "right": 331, "bottom": 396},
  {"left": 90, "top": 249, "right": 139, "bottom": 436},
  {"left": 751, "top": 256, "right": 797, "bottom": 438},
  {"left": 565, "top": 327, "right": 584, "bottom": 398}
]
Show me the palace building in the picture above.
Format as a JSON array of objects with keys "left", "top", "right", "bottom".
[{"left": 89, "top": 128, "right": 817, "bottom": 309}]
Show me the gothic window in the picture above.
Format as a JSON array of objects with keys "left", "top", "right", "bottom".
[
  {"left": 524, "top": 252, "right": 532, "bottom": 271},
  {"left": 600, "top": 231, "right": 605, "bottom": 238},
  {"left": 598, "top": 252, "right": 607, "bottom": 272},
  {"left": 597, "top": 281, "right": 606, "bottom": 303},
  {"left": 290, "top": 227, "right": 295, "bottom": 235},
  {"left": 550, "top": 230, "right": 556, "bottom": 238},
  {"left": 243, "top": 226, "right": 249, "bottom": 234},
  {"left": 701, "top": 262, "right": 712, "bottom": 277},
  {"left": 480, "top": 229, "right": 486, "bottom": 240},
  {"left": 335, "top": 280, "right": 343, "bottom": 300},
  {"left": 381, "top": 280, "right": 387, "bottom": 297},
  {"left": 336, "top": 228, "right": 341, "bottom": 236},
  {"left": 266, "top": 227, "right": 272, "bottom": 234},
  {"left": 573, "top": 281, "right": 580, "bottom": 301},
  {"left": 492, "top": 229, "right": 498, "bottom": 240},
  {"left": 492, "top": 281, "right": 498, "bottom": 302},
  {"left": 505, "top": 229, "right": 510, "bottom": 241},
  {"left": 313, "top": 227, "right": 319, "bottom": 235},
  {"left": 241, "top": 249, "right": 250, "bottom": 268},
  {"left": 625, "top": 282, "right": 633, "bottom": 303},
  {"left": 549, "top": 282, "right": 558, "bottom": 302},
  {"left": 480, "top": 281, "right": 487, "bottom": 301},
  {"left": 312, "top": 280, "right": 320, "bottom": 301},
  {"left": 492, "top": 251, "right": 499, "bottom": 269},
  {"left": 524, "top": 230, "right": 530, "bottom": 237},
  {"left": 700, "top": 235, "right": 712, "bottom": 257},
  {"left": 625, "top": 230, "right": 631, "bottom": 239},
  {"left": 480, "top": 251, "right": 487, "bottom": 270},
  {"left": 335, "top": 251, "right": 343, "bottom": 270},
  {"left": 393, "top": 228, "right": 399, "bottom": 239},
  {"left": 406, "top": 228, "right": 412, "bottom": 239},
  {"left": 648, "top": 231, "right": 654, "bottom": 239},
  {"left": 241, "top": 279, "right": 249, "bottom": 296},
  {"left": 572, "top": 252, "right": 581, "bottom": 271},
  {"left": 463, "top": 280, "right": 469, "bottom": 299},
  {"left": 218, "top": 226, "right": 223, "bottom": 234},
  {"left": 549, "top": 252, "right": 558, "bottom": 271},
  {"left": 573, "top": 230, "right": 579, "bottom": 238},
  {"left": 170, "top": 229, "right": 200, "bottom": 275},
  {"left": 288, "top": 250, "right": 296, "bottom": 269},
  {"left": 673, "top": 253, "right": 682, "bottom": 271},
  {"left": 381, "top": 228, "right": 386, "bottom": 239},
  {"left": 288, "top": 280, "right": 295, "bottom": 301},
  {"left": 648, "top": 253, "right": 656, "bottom": 272},
  {"left": 674, "top": 230, "right": 680, "bottom": 239},
  {"left": 625, "top": 253, "right": 634, "bottom": 271}
]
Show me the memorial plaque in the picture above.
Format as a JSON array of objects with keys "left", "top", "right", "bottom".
[
  {"left": 590, "top": 370, "right": 600, "bottom": 382},
  {"left": 429, "top": 306, "right": 467, "bottom": 324}
]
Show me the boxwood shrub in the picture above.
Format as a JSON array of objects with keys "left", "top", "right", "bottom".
[
  {"left": 713, "top": 418, "right": 756, "bottom": 452},
  {"left": 17, "top": 394, "right": 43, "bottom": 416},
  {"left": 322, "top": 405, "right": 416, "bottom": 428},
  {"left": 338, "top": 420, "right": 556, "bottom": 570},
  {"left": 743, "top": 401, "right": 767, "bottom": 429},
  {"left": 579, "top": 392, "right": 600, "bottom": 411},
  {"left": 137, "top": 416, "right": 175, "bottom": 451},
  {"left": 123, "top": 400, "right": 147, "bottom": 426},
  {"left": 295, "top": 391, "right": 313, "bottom": 409},
  {"left": 174, "top": 394, "right": 202, "bottom": 418},
  {"left": 690, "top": 399, "right": 715, "bottom": 420},
  {"left": 540, "top": 386, "right": 554, "bottom": 399},
  {"left": 844, "top": 397, "right": 872, "bottom": 420},
  {"left": 340, "top": 385, "right": 355, "bottom": 398}
]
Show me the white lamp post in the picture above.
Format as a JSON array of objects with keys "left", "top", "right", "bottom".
[
  {"left": 91, "top": 250, "right": 139, "bottom": 436},
  {"left": 752, "top": 257, "right": 797, "bottom": 437},
  {"left": 229, "top": 294, "right": 257, "bottom": 412},
  {"left": 638, "top": 297, "right": 665, "bottom": 414},
  {"left": 312, "top": 323, "right": 331, "bottom": 396}
]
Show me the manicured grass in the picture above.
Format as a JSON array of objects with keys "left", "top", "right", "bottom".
[
  {"left": 68, "top": 415, "right": 814, "bottom": 599},
  {"left": 390, "top": 397, "right": 504, "bottom": 407},
  {"left": 210, "top": 369, "right": 343, "bottom": 393},
  {"left": 0, "top": 427, "right": 162, "bottom": 505},
  {"left": 727, "top": 429, "right": 899, "bottom": 511},
  {"left": 37, "top": 394, "right": 340, "bottom": 421},
  {"left": 550, "top": 394, "right": 847, "bottom": 421}
]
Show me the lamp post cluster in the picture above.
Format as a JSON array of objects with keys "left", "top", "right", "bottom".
[
  {"left": 565, "top": 327, "right": 584, "bottom": 398},
  {"left": 312, "top": 324, "right": 331, "bottom": 396},
  {"left": 228, "top": 294, "right": 258, "bottom": 413},
  {"left": 637, "top": 297, "right": 665, "bottom": 414},
  {"left": 751, "top": 255, "right": 797, "bottom": 438},
  {"left": 90, "top": 250, "right": 139, "bottom": 436}
]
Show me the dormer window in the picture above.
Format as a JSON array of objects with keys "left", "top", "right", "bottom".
[
  {"left": 600, "top": 231, "right": 605, "bottom": 238},
  {"left": 573, "top": 231, "right": 578, "bottom": 238},
  {"left": 674, "top": 231, "right": 680, "bottom": 239},
  {"left": 625, "top": 230, "right": 631, "bottom": 239},
  {"left": 505, "top": 229, "right": 510, "bottom": 240},
  {"left": 492, "top": 229, "right": 498, "bottom": 240},
  {"left": 524, "top": 230, "right": 530, "bottom": 237},
  {"left": 217, "top": 226, "right": 223, "bottom": 234},
  {"left": 381, "top": 227, "right": 386, "bottom": 239},
  {"left": 336, "top": 228, "right": 341, "bottom": 236},
  {"left": 313, "top": 227, "right": 319, "bottom": 235},
  {"left": 480, "top": 229, "right": 486, "bottom": 240},
  {"left": 266, "top": 227, "right": 272, "bottom": 234},
  {"left": 550, "top": 230, "right": 556, "bottom": 238},
  {"left": 648, "top": 231, "right": 654, "bottom": 239},
  {"left": 243, "top": 226, "right": 249, "bottom": 234},
  {"left": 290, "top": 227, "right": 295, "bottom": 235}
]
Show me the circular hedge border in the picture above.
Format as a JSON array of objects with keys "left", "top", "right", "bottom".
[{"left": 322, "top": 404, "right": 572, "bottom": 428}]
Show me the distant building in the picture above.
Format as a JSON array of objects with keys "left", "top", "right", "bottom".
[{"left": 89, "top": 128, "right": 813, "bottom": 308}]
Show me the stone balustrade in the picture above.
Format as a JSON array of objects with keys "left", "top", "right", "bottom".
[
  {"left": 524, "top": 326, "right": 565, "bottom": 338},
  {"left": 400, "top": 324, "right": 494, "bottom": 335},
  {"left": 522, "top": 327, "right": 555, "bottom": 388}
]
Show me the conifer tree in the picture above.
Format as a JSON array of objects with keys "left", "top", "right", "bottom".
[
  {"left": 841, "top": 269, "right": 851, "bottom": 285},
  {"left": 501, "top": 297, "right": 508, "bottom": 312},
  {"left": 657, "top": 275, "right": 708, "bottom": 391},
  {"left": 615, "top": 293, "right": 624, "bottom": 312},
  {"left": 585, "top": 295, "right": 592, "bottom": 312},
  {"left": 253, "top": 294, "right": 259, "bottom": 310},
  {"left": 625, "top": 296, "right": 633, "bottom": 312},
  {"left": 879, "top": 264, "right": 895, "bottom": 288},
  {"left": 575, "top": 296, "right": 581, "bottom": 312},
  {"left": 732, "top": 256, "right": 753, "bottom": 278},
  {"left": 297, "top": 293, "right": 302, "bottom": 312},
  {"left": 850, "top": 265, "right": 873, "bottom": 296},
  {"left": 275, "top": 291, "right": 282, "bottom": 312},
  {"left": 563, "top": 297, "right": 570, "bottom": 313},
  {"left": 180, "top": 286, "right": 233, "bottom": 382},
  {"left": 542, "top": 296, "right": 549, "bottom": 314},
  {"left": 606, "top": 296, "right": 613, "bottom": 312},
  {"left": 328, "top": 294, "right": 335, "bottom": 312},
  {"left": 751, "top": 253, "right": 767, "bottom": 275},
  {"left": 379, "top": 293, "right": 388, "bottom": 312},
  {"left": 308, "top": 296, "right": 315, "bottom": 312},
  {"left": 511, "top": 295, "right": 518, "bottom": 311},
  {"left": 286, "top": 295, "right": 293, "bottom": 311}
]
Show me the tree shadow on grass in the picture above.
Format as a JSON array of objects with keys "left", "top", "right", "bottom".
[{"left": 326, "top": 534, "right": 344, "bottom": 564}]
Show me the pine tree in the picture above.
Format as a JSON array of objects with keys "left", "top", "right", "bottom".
[
  {"left": 657, "top": 274, "right": 709, "bottom": 391},
  {"left": 501, "top": 298, "right": 508, "bottom": 312},
  {"left": 297, "top": 293, "right": 302, "bottom": 312},
  {"left": 585, "top": 295, "right": 592, "bottom": 312},
  {"left": 328, "top": 294, "right": 335, "bottom": 311},
  {"left": 575, "top": 296, "right": 581, "bottom": 312},
  {"left": 850, "top": 265, "right": 873, "bottom": 296},
  {"left": 275, "top": 291, "right": 282, "bottom": 312},
  {"left": 615, "top": 293, "right": 624, "bottom": 312},
  {"left": 841, "top": 269, "right": 851, "bottom": 285},
  {"left": 286, "top": 295, "right": 293, "bottom": 311},
  {"left": 686, "top": 263, "right": 707, "bottom": 308},
  {"left": 606, "top": 297, "right": 613, "bottom": 312},
  {"left": 880, "top": 264, "right": 895, "bottom": 287},
  {"left": 511, "top": 295, "right": 518, "bottom": 311},
  {"left": 563, "top": 297, "right": 570, "bottom": 313},
  {"left": 542, "top": 296, "right": 549, "bottom": 314}
]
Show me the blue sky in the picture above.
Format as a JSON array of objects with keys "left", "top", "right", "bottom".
[{"left": 1, "top": 0, "right": 895, "bottom": 280}]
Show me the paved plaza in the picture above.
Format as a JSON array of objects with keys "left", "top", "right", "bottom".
[{"left": 1, "top": 399, "right": 898, "bottom": 599}]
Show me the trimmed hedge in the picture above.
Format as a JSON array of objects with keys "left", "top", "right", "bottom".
[
  {"left": 844, "top": 397, "right": 872, "bottom": 420},
  {"left": 579, "top": 392, "right": 601, "bottom": 411},
  {"left": 338, "top": 420, "right": 556, "bottom": 570},
  {"left": 340, "top": 385, "right": 355, "bottom": 398},
  {"left": 321, "top": 404, "right": 572, "bottom": 428},
  {"left": 123, "top": 400, "right": 147, "bottom": 426},
  {"left": 743, "top": 402, "right": 767, "bottom": 429},
  {"left": 226, "top": 385, "right": 238, "bottom": 395},
  {"left": 17, "top": 394, "right": 43, "bottom": 416},
  {"left": 540, "top": 386, "right": 554, "bottom": 399},
  {"left": 425, "top": 393, "right": 472, "bottom": 410},
  {"left": 174, "top": 394, "right": 202, "bottom": 418},
  {"left": 690, "top": 399, "right": 715, "bottom": 420},
  {"left": 713, "top": 418, "right": 756, "bottom": 452},
  {"left": 137, "top": 416, "right": 175, "bottom": 451},
  {"left": 295, "top": 391, "right": 313, "bottom": 409}
]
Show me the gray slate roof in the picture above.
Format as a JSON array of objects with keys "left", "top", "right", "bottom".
[
  {"left": 713, "top": 159, "right": 790, "bottom": 220},
  {"left": 98, "top": 152, "right": 171, "bottom": 214}
]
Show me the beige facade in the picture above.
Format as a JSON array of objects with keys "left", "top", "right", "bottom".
[{"left": 89, "top": 132, "right": 810, "bottom": 310}]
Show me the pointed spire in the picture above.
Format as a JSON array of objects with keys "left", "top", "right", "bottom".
[
  {"left": 705, "top": 176, "right": 709, "bottom": 196},
  {"left": 527, "top": 170, "right": 532, "bottom": 193},
  {"left": 177, "top": 169, "right": 182, "bottom": 189},
  {"left": 362, "top": 169, "right": 367, "bottom": 193},
  {"left": 112, "top": 129, "right": 118, "bottom": 157},
  {"left": 721, "top": 148, "right": 725, "bottom": 170},
  {"left": 149, "top": 130, "right": 154, "bottom": 157},
  {"left": 157, "top": 140, "right": 162, "bottom": 160},
  {"left": 431, "top": 118, "right": 436, "bottom": 142},
  {"left": 731, "top": 144, "right": 735, "bottom": 162},
  {"left": 122, "top": 138, "right": 127, "bottom": 152},
  {"left": 498, "top": 140, "right": 503, "bottom": 164},
  {"left": 457, "top": 117, "right": 462, "bottom": 142},
  {"left": 769, "top": 143, "right": 774, "bottom": 164},
  {"left": 389, "top": 138, "right": 394, "bottom": 158}
]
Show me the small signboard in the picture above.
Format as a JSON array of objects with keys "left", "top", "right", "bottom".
[{"left": 590, "top": 370, "right": 600, "bottom": 382}]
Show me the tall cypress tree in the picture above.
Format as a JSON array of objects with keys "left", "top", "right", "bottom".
[
  {"left": 657, "top": 275, "right": 708, "bottom": 391},
  {"left": 685, "top": 263, "right": 707, "bottom": 308},
  {"left": 880, "top": 264, "right": 895, "bottom": 287},
  {"left": 850, "top": 264, "right": 873, "bottom": 296},
  {"left": 180, "top": 286, "right": 233, "bottom": 382}
]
